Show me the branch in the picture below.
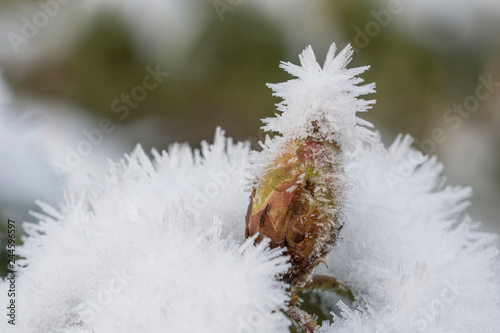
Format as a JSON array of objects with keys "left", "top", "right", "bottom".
[
  {"left": 286, "top": 306, "right": 317, "bottom": 333},
  {"left": 293, "top": 275, "right": 354, "bottom": 301}
]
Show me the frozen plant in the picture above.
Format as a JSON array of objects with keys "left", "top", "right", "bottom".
[
  {"left": 246, "top": 44, "right": 375, "bottom": 288},
  {"left": 1, "top": 43, "right": 500, "bottom": 333}
]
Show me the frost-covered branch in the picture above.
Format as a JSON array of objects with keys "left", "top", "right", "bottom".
[{"left": 286, "top": 306, "right": 317, "bottom": 333}]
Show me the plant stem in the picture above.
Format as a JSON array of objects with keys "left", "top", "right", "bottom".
[
  {"left": 293, "top": 275, "right": 354, "bottom": 302},
  {"left": 286, "top": 306, "right": 317, "bottom": 333}
]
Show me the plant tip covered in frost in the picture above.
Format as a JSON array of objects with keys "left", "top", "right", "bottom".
[
  {"left": 264, "top": 43, "right": 376, "bottom": 150},
  {"left": 246, "top": 43, "right": 375, "bottom": 287}
]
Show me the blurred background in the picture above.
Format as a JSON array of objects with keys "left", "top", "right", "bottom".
[{"left": 0, "top": 0, "right": 499, "bottom": 276}]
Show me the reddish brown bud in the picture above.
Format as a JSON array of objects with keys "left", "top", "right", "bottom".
[{"left": 246, "top": 138, "right": 344, "bottom": 286}]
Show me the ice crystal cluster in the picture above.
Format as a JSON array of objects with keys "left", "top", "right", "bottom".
[
  {"left": 0, "top": 131, "right": 290, "bottom": 332},
  {"left": 262, "top": 44, "right": 375, "bottom": 149},
  {"left": 1, "top": 43, "right": 500, "bottom": 332},
  {"left": 318, "top": 134, "right": 500, "bottom": 332}
]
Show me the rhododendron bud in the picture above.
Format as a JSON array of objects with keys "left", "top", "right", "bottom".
[
  {"left": 246, "top": 43, "right": 375, "bottom": 286},
  {"left": 246, "top": 137, "right": 344, "bottom": 285}
]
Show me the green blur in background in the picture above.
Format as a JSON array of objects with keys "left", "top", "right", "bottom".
[{"left": 0, "top": 0, "right": 499, "bottom": 279}]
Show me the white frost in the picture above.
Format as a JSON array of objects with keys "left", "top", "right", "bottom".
[
  {"left": 0, "top": 130, "right": 290, "bottom": 333},
  {"left": 318, "top": 134, "right": 500, "bottom": 332},
  {"left": 264, "top": 43, "right": 376, "bottom": 150}
]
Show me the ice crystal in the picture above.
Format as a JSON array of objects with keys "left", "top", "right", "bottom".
[
  {"left": 263, "top": 43, "right": 375, "bottom": 150},
  {"left": 317, "top": 135, "right": 500, "bottom": 332},
  {"left": 0, "top": 130, "right": 290, "bottom": 333}
]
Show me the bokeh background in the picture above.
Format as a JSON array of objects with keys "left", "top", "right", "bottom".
[{"left": 0, "top": 0, "right": 499, "bottom": 276}]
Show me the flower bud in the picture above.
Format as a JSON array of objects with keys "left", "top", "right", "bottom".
[{"left": 246, "top": 137, "right": 344, "bottom": 286}]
